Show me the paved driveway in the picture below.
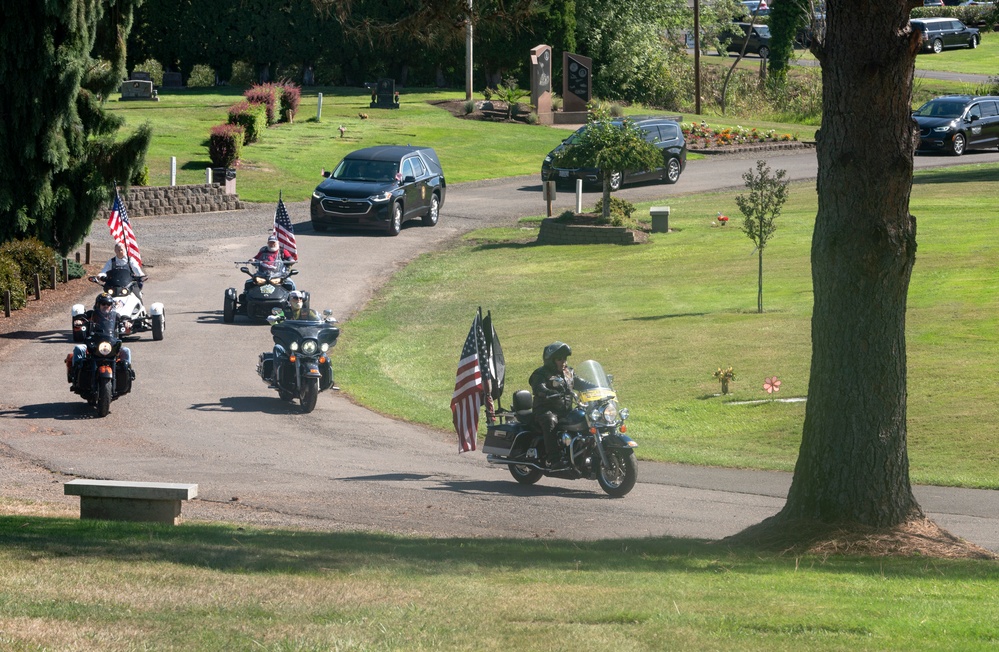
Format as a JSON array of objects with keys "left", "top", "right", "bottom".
[{"left": 2, "top": 148, "right": 997, "bottom": 550}]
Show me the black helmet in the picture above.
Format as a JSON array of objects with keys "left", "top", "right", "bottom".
[
  {"left": 95, "top": 292, "right": 114, "bottom": 309},
  {"left": 543, "top": 341, "right": 571, "bottom": 365}
]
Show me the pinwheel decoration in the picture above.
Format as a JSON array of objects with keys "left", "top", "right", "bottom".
[{"left": 764, "top": 376, "right": 781, "bottom": 394}]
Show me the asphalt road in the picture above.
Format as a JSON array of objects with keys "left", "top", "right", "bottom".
[{"left": 2, "top": 147, "right": 998, "bottom": 550}]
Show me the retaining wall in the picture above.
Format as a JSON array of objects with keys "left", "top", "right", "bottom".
[
  {"left": 537, "top": 218, "right": 637, "bottom": 245},
  {"left": 120, "top": 184, "right": 244, "bottom": 217}
]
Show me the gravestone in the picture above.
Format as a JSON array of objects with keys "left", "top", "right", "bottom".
[
  {"left": 370, "top": 78, "right": 400, "bottom": 109},
  {"left": 563, "top": 52, "right": 592, "bottom": 112},
  {"left": 162, "top": 71, "right": 183, "bottom": 87},
  {"left": 130, "top": 71, "right": 152, "bottom": 83},
  {"left": 119, "top": 79, "right": 159, "bottom": 101},
  {"left": 530, "top": 45, "right": 553, "bottom": 125}
]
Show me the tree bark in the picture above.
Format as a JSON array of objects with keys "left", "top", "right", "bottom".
[{"left": 778, "top": 1, "right": 925, "bottom": 527}]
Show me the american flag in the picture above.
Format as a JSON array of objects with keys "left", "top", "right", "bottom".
[
  {"left": 106, "top": 189, "right": 141, "bottom": 265},
  {"left": 273, "top": 195, "right": 297, "bottom": 261},
  {"left": 451, "top": 312, "right": 487, "bottom": 452}
]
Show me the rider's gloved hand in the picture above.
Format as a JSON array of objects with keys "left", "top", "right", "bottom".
[{"left": 266, "top": 315, "right": 279, "bottom": 324}]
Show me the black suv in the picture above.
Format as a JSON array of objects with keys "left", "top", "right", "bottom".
[
  {"left": 913, "top": 95, "right": 999, "bottom": 156},
  {"left": 721, "top": 22, "right": 772, "bottom": 59},
  {"left": 541, "top": 117, "right": 687, "bottom": 191},
  {"left": 311, "top": 146, "right": 445, "bottom": 236},
  {"left": 911, "top": 18, "right": 980, "bottom": 54}
]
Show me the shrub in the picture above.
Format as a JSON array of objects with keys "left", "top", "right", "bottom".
[
  {"left": 554, "top": 209, "right": 576, "bottom": 223},
  {"left": 594, "top": 196, "right": 637, "bottom": 223},
  {"left": 463, "top": 99, "right": 476, "bottom": 115},
  {"left": 279, "top": 81, "right": 301, "bottom": 122},
  {"left": 132, "top": 59, "right": 164, "bottom": 87},
  {"left": 227, "top": 100, "right": 266, "bottom": 144},
  {"left": 66, "top": 258, "right": 86, "bottom": 280},
  {"left": 245, "top": 83, "right": 280, "bottom": 125},
  {"left": 551, "top": 93, "right": 563, "bottom": 111},
  {"left": 229, "top": 61, "right": 255, "bottom": 88},
  {"left": 482, "top": 87, "right": 494, "bottom": 101},
  {"left": 208, "top": 123, "right": 244, "bottom": 168},
  {"left": 608, "top": 102, "right": 625, "bottom": 117},
  {"left": 0, "top": 256, "right": 26, "bottom": 311},
  {"left": 187, "top": 64, "right": 215, "bottom": 88},
  {"left": 0, "top": 237, "right": 59, "bottom": 290},
  {"left": 131, "top": 165, "right": 150, "bottom": 186},
  {"left": 525, "top": 111, "right": 539, "bottom": 125}
]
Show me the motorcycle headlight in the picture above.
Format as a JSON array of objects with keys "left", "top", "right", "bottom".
[
  {"left": 254, "top": 276, "right": 267, "bottom": 285},
  {"left": 269, "top": 277, "right": 283, "bottom": 286},
  {"left": 302, "top": 339, "right": 318, "bottom": 355},
  {"left": 290, "top": 342, "right": 299, "bottom": 351},
  {"left": 97, "top": 341, "right": 113, "bottom": 356},
  {"left": 590, "top": 408, "right": 602, "bottom": 422},
  {"left": 371, "top": 191, "right": 393, "bottom": 202},
  {"left": 620, "top": 407, "right": 629, "bottom": 421},
  {"left": 603, "top": 401, "right": 619, "bottom": 424},
  {"left": 320, "top": 342, "right": 330, "bottom": 352},
  {"left": 119, "top": 288, "right": 129, "bottom": 295}
]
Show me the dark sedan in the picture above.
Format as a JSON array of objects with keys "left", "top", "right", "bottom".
[{"left": 310, "top": 146, "right": 446, "bottom": 236}]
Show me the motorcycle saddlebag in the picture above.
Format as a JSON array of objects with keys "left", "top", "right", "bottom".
[{"left": 482, "top": 423, "right": 519, "bottom": 456}]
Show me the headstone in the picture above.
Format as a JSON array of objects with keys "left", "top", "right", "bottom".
[
  {"left": 162, "top": 72, "right": 183, "bottom": 87},
  {"left": 130, "top": 71, "right": 152, "bottom": 83},
  {"left": 530, "top": 45, "right": 553, "bottom": 125},
  {"left": 119, "top": 79, "right": 159, "bottom": 101},
  {"left": 370, "top": 78, "right": 400, "bottom": 109},
  {"left": 562, "top": 52, "right": 592, "bottom": 113}
]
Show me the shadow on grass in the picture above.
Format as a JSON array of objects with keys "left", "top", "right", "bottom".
[
  {"left": 2, "top": 514, "right": 995, "bottom": 579},
  {"left": 913, "top": 159, "right": 999, "bottom": 185},
  {"left": 624, "top": 313, "right": 707, "bottom": 321}
]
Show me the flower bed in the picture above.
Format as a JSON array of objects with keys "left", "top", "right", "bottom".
[{"left": 682, "top": 122, "right": 800, "bottom": 150}]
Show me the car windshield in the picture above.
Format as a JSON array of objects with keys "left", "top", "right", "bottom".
[
  {"left": 755, "top": 25, "right": 771, "bottom": 37},
  {"left": 913, "top": 100, "right": 966, "bottom": 118},
  {"left": 332, "top": 158, "right": 399, "bottom": 182}
]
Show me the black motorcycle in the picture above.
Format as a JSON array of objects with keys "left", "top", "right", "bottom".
[
  {"left": 65, "top": 311, "right": 134, "bottom": 417},
  {"left": 256, "top": 310, "right": 340, "bottom": 412},
  {"left": 223, "top": 261, "right": 307, "bottom": 323},
  {"left": 483, "top": 359, "right": 638, "bottom": 497}
]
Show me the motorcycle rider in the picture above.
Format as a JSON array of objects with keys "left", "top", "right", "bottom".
[
  {"left": 253, "top": 234, "right": 295, "bottom": 269},
  {"left": 100, "top": 241, "right": 145, "bottom": 300},
  {"left": 529, "top": 341, "right": 582, "bottom": 468},
  {"left": 69, "top": 293, "right": 133, "bottom": 388}
]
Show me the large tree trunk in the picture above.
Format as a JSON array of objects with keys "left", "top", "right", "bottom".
[{"left": 779, "top": 1, "right": 924, "bottom": 527}]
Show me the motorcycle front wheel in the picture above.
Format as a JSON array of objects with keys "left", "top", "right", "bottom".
[
  {"left": 509, "top": 464, "right": 543, "bottom": 485},
  {"left": 598, "top": 449, "right": 637, "bottom": 497},
  {"left": 299, "top": 377, "right": 319, "bottom": 413},
  {"left": 96, "top": 377, "right": 112, "bottom": 417}
]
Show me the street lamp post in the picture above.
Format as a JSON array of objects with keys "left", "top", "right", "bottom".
[{"left": 465, "top": 0, "right": 473, "bottom": 101}]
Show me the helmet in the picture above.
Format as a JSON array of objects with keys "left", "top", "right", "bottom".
[
  {"left": 542, "top": 341, "right": 571, "bottom": 365},
  {"left": 95, "top": 292, "right": 115, "bottom": 309},
  {"left": 267, "top": 233, "right": 279, "bottom": 243},
  {"left": 289, "top": 290, "right": 305, "bottom": 300}
]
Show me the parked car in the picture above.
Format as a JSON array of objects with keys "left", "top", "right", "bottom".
[
  {"left": 721, "top": 22, "right": 772, "bottom": 59},
  {"left": 541, "top": 117, "right": 687, "bottom": 191},
  {"left": 310, "top": 146, "right": 445, "bottom": 236},
  {"left": 912, "top": 95, "right": 999, "bottom": 155},
  {"left": 910, "top": 18, "right": 980, "bottom": 53},
  {"left": 738, "top": 0, "right": 770, "bottom": 17},
  {"left": 923, "top": 0, "right": 944, "bottom": 6}
]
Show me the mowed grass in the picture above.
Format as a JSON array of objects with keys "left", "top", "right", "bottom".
[
  {"left": 1, "top": 513, "right": 997, "bottom": 651},
  {"left": 334, "top": 164, "right": 999, "bottom": 489}
]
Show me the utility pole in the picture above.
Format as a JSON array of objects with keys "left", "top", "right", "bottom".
[
  {"left": 694, "top": 0, "right": 701, "bottom": 115},
  {"left": 465, "top": 0, "right": 474, "bottom": 101}
]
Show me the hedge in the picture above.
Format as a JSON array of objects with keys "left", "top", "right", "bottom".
[
  {"left": 0, "top": 237, "right": 59, "bottom": 290},
  {"left": 209, "top": 123, "right": 245, "bottom": 168},
  {"left": 0, "top": 256, "right": 27, "bottom": 311},
  {"left": 227, "top": 101, "right": 265, "bottom": 145}
]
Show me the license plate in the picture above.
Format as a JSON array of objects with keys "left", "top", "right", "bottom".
[{"left": 559, "top": 170, "right": 569, "bottom": 178}]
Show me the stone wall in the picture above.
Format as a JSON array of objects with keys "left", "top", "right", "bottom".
[
  {"left": 120, "top": 184, "right": 244, "bottom": 217},
  {"left": 537, "top": 218, "right": 637, "bottom": 245}
]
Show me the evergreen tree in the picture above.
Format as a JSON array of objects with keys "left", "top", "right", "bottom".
[{"left": 0, "top": 0, "right": 151, "bottom": 254}]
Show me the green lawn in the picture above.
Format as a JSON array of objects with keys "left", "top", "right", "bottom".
[
  {"left": 1, "top": 513, "right": 996, "bottom": 651},
  {"left": 334, "top": 165, "right": 999, "bottom": 489}
]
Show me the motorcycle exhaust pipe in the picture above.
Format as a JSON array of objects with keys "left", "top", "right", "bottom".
[{"left": 485, "top": 454, "right": 545, "bottom": 471}]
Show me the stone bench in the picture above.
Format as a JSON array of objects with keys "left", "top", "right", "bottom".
[{"left": 64, "top": 479, "right": 198, "bottom": 525}]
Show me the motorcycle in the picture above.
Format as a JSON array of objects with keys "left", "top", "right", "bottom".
[
  {"left": 223, "top": 260, "right": 307, "bottom": 323},
  {"left": 483, "top": 359, "right": 638, "bottom": 497},
  {"left": 256, "top": 309, "right": 340, "bottom": 412},
  {"left": 72, "top": 268, "right": 165, "bottom": 341},
  {"left": 65, "top": 310, "right": 134, "bottom": 417}
]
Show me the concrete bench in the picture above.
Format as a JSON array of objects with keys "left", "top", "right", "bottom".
[{"left": 64, "top": 479, "right": 198, "bottom": 525}]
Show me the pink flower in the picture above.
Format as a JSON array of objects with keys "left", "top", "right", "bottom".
[{"left": 764, "top": 376, "right": 781, "bottom": 394}]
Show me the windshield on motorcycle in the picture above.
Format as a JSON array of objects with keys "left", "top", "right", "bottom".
[
  {"left": 253, "top": 260, "right": 287, "bottom": 277},
  {"left": 104, "top": 267, "right": 134, "bottom": 289},
  {"left": 90, "top": 309, "right": 118, "bottom": 340},
  {"left": 574, "top": 360, "right": 615, "bottom": 403}
]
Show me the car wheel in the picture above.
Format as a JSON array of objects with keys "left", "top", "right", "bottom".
[
  {"left": 758, "top": 46, "right": 770, "bottom": 59},
  {"left": 386, "top": 201, "right": 402, "bottom": 236},
  {"left": 932, "top": 38, "right": 943, "bottom": 54},
  {"left": 608, "top": 171, "right": 623, "bottom": 192},
  {"left": 663, "top": 158, "right": 681, "bottom": 185},
  {"left": 951, "top": 133, "right": 966, "bottom": 156},
  {"left": 970, "top": 35, "right": 979, "bottom": 49},
  {"left": 422, "top": 193, "right": 440, "bottom": 227}
]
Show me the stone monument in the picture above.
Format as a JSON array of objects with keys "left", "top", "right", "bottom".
[
  {"left": 370, "top": 78, "right": 400, "bottom": 109},
  {"left": 530, "top": 45, "right": 553, "bottom": 125},
  {"left": 119, "top": 79, "right": 158, "bottom": 101},
  {"left": 559, "top": 52, "right": 592, "bottom": 124}
]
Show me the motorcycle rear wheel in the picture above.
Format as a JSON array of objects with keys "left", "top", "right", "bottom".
[
  {"left": 598, "top": 450, "right": 637, "bottom": 497},
  {"left": 96, "top": 378, "right": 112, "bottom": 417},
  {"left": 299, "top": 377, "right": 319, "bottom": 413},
  {"left": 509, "top": 464, "right": 543, "bottom": 485}
]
